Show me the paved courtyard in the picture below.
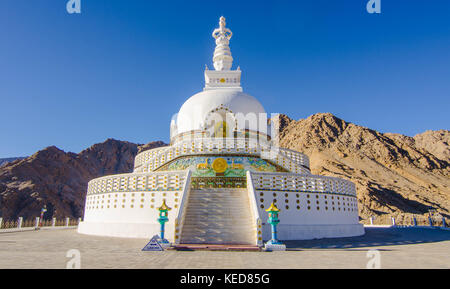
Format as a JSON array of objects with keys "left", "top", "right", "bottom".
[{"left": 0, "top": 227, "right": 449, "bottom": 269}]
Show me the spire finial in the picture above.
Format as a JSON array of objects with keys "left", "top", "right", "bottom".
[{"left": 212, "top": 16, "right": 233, "bottom": 71}]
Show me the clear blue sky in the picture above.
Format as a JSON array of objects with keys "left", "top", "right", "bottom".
[{"left": 1, "top": 0, "right": 449, "bottom": 158}]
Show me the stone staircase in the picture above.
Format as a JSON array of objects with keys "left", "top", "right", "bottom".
[{"left": 179, "top": 188, "right": 256, "bottom": 245}]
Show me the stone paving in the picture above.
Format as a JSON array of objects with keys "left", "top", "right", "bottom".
[{"left": 0, "top": 227, "right": 449, "bottom": 269}]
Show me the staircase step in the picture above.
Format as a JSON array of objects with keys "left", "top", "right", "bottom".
[
  {"left": 185, "top": 202, "right": 249, "bottom": 206},
  {"left": 179, "top": 188, "right": 257, "bottom": 245},
  {"left": 169, "top": 244, "right": 260, "bottom": 251},
  {"left": 184, "top": 213, "right": 252, "bottom": 217},
  {"left": 183, "top": 219, "right": 254, "bottom": 224},
  {"left": 187, "top": 198, "right": 247, "bottom": 201},
  {"left": 181, "top": 225, "right": 255, "bottom": 230},
  {"left": 182, "top": 220, "right": 254, "bottom": 225},
  {"left": 180, "top": 232, "right": 254, "bottom": 237},
  {"left": 179, "top": 233, "right": 254, "bottom": 237}
]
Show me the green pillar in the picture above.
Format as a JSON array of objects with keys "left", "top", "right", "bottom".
[
  {"left": 265, "top": 202, "right": 282, "bottom": 245},
  {"left": 157, "top": 199, "right": 171, "bottom": 244}
]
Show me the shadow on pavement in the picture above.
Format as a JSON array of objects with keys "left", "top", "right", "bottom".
[{"left": 283, "top": 227, "right": 450, "bottom": 250}]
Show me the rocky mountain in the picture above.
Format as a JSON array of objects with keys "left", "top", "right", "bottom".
[
  {"left": 0, "top": 114, "right": 448, "bottom": 224},
  {"left": 413, "top": 130, "right": 449, "bottom": 162},
  {"left": 277, "top": 113, "right": 449, "bottom": 222},
  {"left": 0, "top": 157, "right": 26, "bottom": 167},
  {"left": 0, "top": 139, "right": 166, "bottom": 220}
]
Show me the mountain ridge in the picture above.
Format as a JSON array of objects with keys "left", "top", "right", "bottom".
[
  {"left": 0, "top": 139, "right": 166, "bottom": 219},
  {"left": 277, "top": 113, "right": 449, "bottom": 222},
  {"left": 0, "top": 157, "right": 27, "bottom": 167},
  {"left": 0, "top": 114, "right": 448, "bottom": 223}
]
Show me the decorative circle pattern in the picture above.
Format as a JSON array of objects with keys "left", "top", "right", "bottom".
[{"left": 212, "top": 157, "right": 228, "bottom": 173}]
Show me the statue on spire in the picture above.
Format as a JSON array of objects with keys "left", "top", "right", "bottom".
[{"left": 212, "top": 16, "right": 234, "bottom": 71}]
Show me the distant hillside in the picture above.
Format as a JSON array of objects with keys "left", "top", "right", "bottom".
[
  {"left": 0, "top": 157, "right": 26, "bottom": 167},
  {"left": 0, "top": 113, "right": 448, "bottom": 224},
  {"left": 277, "top": 113, "right": 449, "bottom": 222},
  {"left": 0, "top": 140, "right": 166, "bottom": 219}
]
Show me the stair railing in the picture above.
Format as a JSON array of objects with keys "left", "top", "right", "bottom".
[
  {"left": 246, "top": 171, "right": 263, "bottom": 247},
  {"left": 173, "top": 170, "right": 192, "bottom": 244}
]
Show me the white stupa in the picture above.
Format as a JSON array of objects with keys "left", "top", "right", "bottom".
[{"left": 78, "top": 17, "right": 364, "bottom": 244}]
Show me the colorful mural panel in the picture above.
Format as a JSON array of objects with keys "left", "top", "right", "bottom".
[{"left": 159, "top": 156, "right": 283, "bottom": 177}]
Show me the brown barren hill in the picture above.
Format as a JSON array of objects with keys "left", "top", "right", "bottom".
[
  {"left": 413, "top": 130, "right": 450, "bottom": 162},
  {"left": 1, "top": 115, "right": 448, "bottom": 224},
  {"left": 0, "top": 139, "right": 166, "bottom": 220},
  {"left": 277, "top": 113, "right": 450, "bottom": 223}
]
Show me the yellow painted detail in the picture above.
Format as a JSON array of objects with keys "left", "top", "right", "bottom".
[
  {"left": 266, "top": 202, "right": 280, "bottom": 212},
  {"left": 157, "top": 199, "right": 171, "bottom": 211},
  {"left": 212, "top": 158, "right": 228, "bottom": 173}
]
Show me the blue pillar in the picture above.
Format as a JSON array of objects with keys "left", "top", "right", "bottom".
[
  {"left": 270, "top": 223, "right": 278, "bottom": 243},
  {"left": 160, "top": 222, "right": 165, "bottom": 240},
  {"left": 157, "top": 199, "right": 171, "bottom": 244},
  {"left": 265, "top": 202, "right": 282, "bottom": 245},
  {"left": 264, "top": 202, "right": 286, "bottom": 251}
]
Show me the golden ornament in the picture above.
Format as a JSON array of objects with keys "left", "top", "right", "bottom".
[{"left": 212, "top": 158, "right": 228, "bottom": 173}]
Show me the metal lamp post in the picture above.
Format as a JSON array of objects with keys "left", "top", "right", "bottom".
[
  {"left": 264, "top": 202, "right": 286, "bottom": 251},
  {"left": 157, "top": 199, "right": 171, "bottom": 247}
]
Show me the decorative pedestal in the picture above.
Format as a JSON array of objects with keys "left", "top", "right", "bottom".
[{"left": 264, "top": 243, "right": 286, "bottom": 251}]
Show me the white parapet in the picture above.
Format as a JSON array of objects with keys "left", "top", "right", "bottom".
[
  {"left": 78, "top": 222, "right": 162, "bottom": 239},
  {"left": 247, "top": 171, "right": 263, "bottom": 246},
  {"left": 173, "top": 171, "right": 192, "bottom": 244},
  {"left": 133, "top": 138, "right": 311, "bottom": 175},
  {"left": 248, "top": 171, "right": 364, "bottom": 240},
  {"left": 79, "top": 170, "right": 191, "bottom": 241},
  {"left": 86, "top": 170, "right": 188, "bottom": 196},
  {"left": 250, "top": 171, "right": 357, "bottom": 197}
]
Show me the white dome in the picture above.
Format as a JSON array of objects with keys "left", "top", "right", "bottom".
[{"left": 176, "top": 89, "right": 266, "bottom": 135}]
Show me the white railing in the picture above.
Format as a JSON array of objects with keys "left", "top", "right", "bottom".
[
  {"left": 279, "top": 147, "right": 310, "bottom": 168},
  {"left": 86, "top": 170, "right": 188, "bottom": 195},
  {"left": 246, "top": 171, "right": 263, "bottom": 246},
  {"left": 134, "top": 146, "right": 169, "bottom": 169},
  {"left": 134, "top": 138, "right": 268, "bottom": 169},
  {"left": 173, "top": 171, "right": 192, "bottom": 244},
  {"left": 250, "top": 172, "right": 357, "bottom": 197},
  {"left": 0, "top": 217, "right": 81, "bottom": 230},
  {"left": 268, "top": 148, "right": 311, "bottom": 175},
  {"left": 133, "top": 138, "right": 311, "bottom": 175}
]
